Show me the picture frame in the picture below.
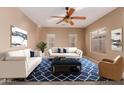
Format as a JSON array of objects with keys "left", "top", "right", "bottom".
[
  {"left": 111, "top": 28, "right": 123, "bottom": 52},
  {"left": 10, "top": 25, "right": 28, "bottom": 48}
]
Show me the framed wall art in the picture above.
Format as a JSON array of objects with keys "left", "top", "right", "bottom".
[
  {"left": 111, "top": 28, "right": 123, "bottom": 52},
  {"left": 11, "top": 25, "right": 27, "bottom": 47}
]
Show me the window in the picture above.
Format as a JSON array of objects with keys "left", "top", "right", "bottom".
[
  {"left": 90, "top": 27, "right": 107, "bottom": 53},
  {"left": 69, "top": 34, "right": 77, "bottom": 47},
  {"left": 47, "top": 34, "right": 55, "bottom": 48}
]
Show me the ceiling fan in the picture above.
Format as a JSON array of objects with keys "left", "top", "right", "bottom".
[{"left": 51, "top": 7, "right": 86, "bottom": 26}]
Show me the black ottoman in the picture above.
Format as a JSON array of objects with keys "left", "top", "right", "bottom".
[{"left": 51, "top": 57, "right": 81, "bottom": 74}]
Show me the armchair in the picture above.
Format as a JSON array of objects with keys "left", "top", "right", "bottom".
[{"left": 98, "top": 55, "right": 123, "bottom": 80}]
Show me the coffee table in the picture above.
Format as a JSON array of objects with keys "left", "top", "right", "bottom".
[{"left": 51, "top": 57, "right": 81, "bottom": 74}]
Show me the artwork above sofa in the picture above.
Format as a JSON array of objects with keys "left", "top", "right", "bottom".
[{"left": 48, "top": 47, "right": 83, "bottom": 59}]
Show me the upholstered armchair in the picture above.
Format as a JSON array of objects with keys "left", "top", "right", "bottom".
[{"left": 98, "top": 55, "right": 123, "bottom": 80}]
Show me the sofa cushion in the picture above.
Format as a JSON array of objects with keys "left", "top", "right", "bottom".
[
  {"left": 64, "top": 53, "right": 80, "bottom": 57},
  {"left": 50, "top": 53, "right": 79, "bottom": 58},
  {"left": 67, "top": 47, "right": 77, "bottom": 53}
]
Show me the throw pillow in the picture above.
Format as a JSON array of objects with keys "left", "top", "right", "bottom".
[
  {"left": 30, "top": 51, "right": 35, "bottom": 57},
  {"left": 57, "top": 48, "right": 61, "bottom": 53},
  {"left": 52, "top": 48, "right": 58, "bottom": 53},
  {"left": 63, "top": 48, "right": 67, "bottom": 53}
]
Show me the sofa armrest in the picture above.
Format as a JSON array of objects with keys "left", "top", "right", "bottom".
[
  {"left": 99, "top": 61, "right": 114, "bottom": 65},
  {"left": 102, "top": 59, "right": 113, "bottom": 63},
  {"left": 76, "top": 49, "right": 83, "bottom": 58},
  {"left": 5, "top": 56, "right": 27, "bottom": 61},
  {"left": 79, "top": 50, "right": 83, "bottom": 57},
  {"left": 0, "top": 60, "right": 27, "bottom": 78},
  {"left": 48, "top": 49, "right": 52, "bottom": 55}
]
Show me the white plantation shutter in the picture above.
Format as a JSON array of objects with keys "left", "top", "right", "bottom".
[
  {"left": 69, "top": 34, "right": 77, "bottom": 47},
  {"left": 47, "top": 34, "right": 55, "bottom": 48},
  {"left": 90, "top": 27, "right": 107, "bottom": 53}
]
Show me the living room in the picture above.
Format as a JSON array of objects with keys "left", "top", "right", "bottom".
[{"left": 0, "top": 7, "right": 124, "bottom": 84}]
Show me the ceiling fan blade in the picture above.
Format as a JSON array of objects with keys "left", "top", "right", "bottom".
[
  {"left": 69, "top": 20, "right": 74, "bottom": 25},
  {"left": 51, "top": 16, "right": 65, "bottom": 18},
  {"left": 56, "top": 19, "right": 64, "bottom": 24},
  {"left": 67, "top": 8, "right": 75, "bottom": 17},
  {"left": 71, "top": 16, "right": 86, "bottom": 19}
]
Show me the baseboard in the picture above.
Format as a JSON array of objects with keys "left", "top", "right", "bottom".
[{"left": 83, "top": 56, "right": 99, "bottom": 64}]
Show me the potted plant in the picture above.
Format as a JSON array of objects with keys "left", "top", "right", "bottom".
[{"left": 36, "top": 41, "right": 47, "bottom": 53}]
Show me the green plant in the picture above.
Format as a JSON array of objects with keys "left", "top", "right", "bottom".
[{"left": 36, "top": 41, "right": 47, "bottom": 53}]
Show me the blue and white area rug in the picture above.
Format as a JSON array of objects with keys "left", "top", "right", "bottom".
[{"left": 26, "top": 58, "right": 102, "bottom": 81}]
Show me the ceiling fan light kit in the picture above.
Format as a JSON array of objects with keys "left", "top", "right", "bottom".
[{"left": 51, "top": 7, "right": 86, "bottom": 26}]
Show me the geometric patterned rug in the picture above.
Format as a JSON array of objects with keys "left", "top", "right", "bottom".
[{"left": 26, "top": 58, "right": 102, "bottom": 81}]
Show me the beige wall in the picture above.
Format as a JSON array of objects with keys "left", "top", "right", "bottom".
[
  {"left": 39, "top": 27, "right": 85, "bottom": 52},
  {"left": 85, "top": 8, "right": 124, "bottom": 61},
  {"left": 1, "top": 7, "right": 123, "bottom": 61},
  {"left": 0, "top": 8, "right": 39, "bottom": 52}
]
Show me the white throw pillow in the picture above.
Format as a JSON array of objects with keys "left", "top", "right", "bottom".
[
  {"left": 60, "top": 48, "right": 63, "bottom": 53},
  {"left": 52, "top": 48, "right": 58, "bottom": 53}
]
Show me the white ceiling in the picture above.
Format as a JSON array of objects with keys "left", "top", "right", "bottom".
[{"left": 19, "top": 7, "right": 116, "bottom": 28}]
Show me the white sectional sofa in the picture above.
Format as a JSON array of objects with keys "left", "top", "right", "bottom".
[
  {"left": 0, "top": 49, "right": 42, "bottom": 78},
  {"left": 48, "top": 47, "right": 83, "bottom": 59}
]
